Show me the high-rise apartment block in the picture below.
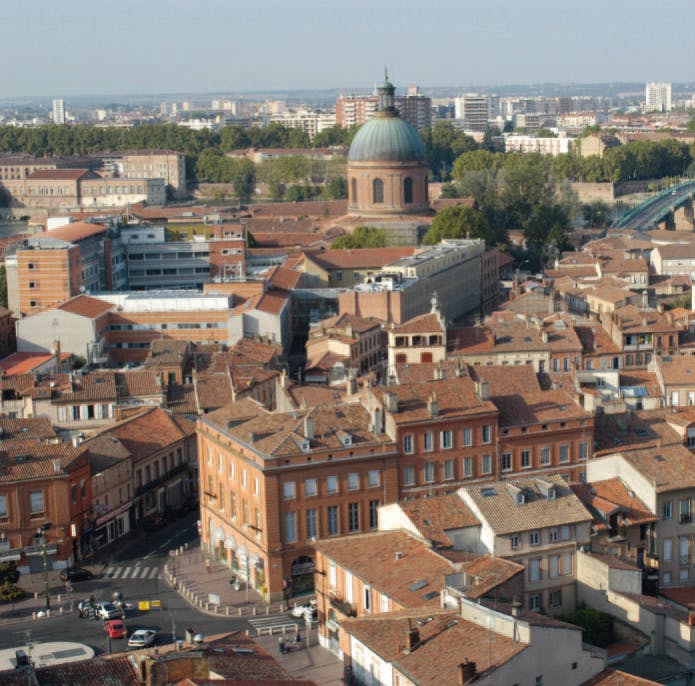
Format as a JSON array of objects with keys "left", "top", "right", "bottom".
[
  {"left": 336, "top": 89, "right": 431, "bottom": 130},
  {"left": 52, "top": 98, "right": 65, "bottom": 125},
  {"left": 645, "top": 82, "right": 672, "bottom": 112},
  {"left": 454, "top": 94, "right": 490, "bottom": 131}
]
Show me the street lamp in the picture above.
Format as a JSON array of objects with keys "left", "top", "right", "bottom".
[{"left": 36, "top": 523, "right": 52, "bottom": 611}]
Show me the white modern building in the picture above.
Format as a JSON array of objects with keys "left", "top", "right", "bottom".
[
  {"left": 645, "top": 82, "right": 672, "bottom": 113},
  {"left": 454, "top": 94, "right": 490, "bottom": 131},
  {"left": 52, "top": 99, "right": 66, "bottom": 125}
]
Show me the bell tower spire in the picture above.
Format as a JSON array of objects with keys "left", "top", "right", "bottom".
[{"left": 377, "top": 68, "right": 396, "bottom": 114}]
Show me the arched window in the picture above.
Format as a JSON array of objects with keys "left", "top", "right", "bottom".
[
  {"left": 372, "top": 178, "right": 384, "bottom": 204},
  {"left": 404, "top": 177, "right": 413, "bottom": 203},
  {"left": 351, "top": 178, "right": 358, "bottom": 203}
]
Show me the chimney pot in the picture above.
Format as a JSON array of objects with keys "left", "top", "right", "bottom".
[{"left": 458, "top": 659, "right": 477, "bottom": 685}]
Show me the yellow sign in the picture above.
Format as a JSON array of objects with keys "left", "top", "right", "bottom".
[
  {"left": 138, "top": 601, "right": 151, "bottom": 611},
  {"left": 151, "top": 600, "right": 161, "bottom": 609}
]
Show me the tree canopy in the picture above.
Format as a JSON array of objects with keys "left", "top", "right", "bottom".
[
  {"left": 422, "top": 205, "right": 503, "bottom": 246},
  {"left": 332, "top": 225, "right": 388, "bottom": 249}
]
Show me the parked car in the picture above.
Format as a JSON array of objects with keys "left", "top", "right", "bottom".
[
  {"left": 60, "top": 567, "right": 93, "bottom": 583},
  {"left": 290, "top": 599, "right": 317, "bottom": 621},
  {"left": 104, "top": 619, "right": 126, "bottom": 639},
  {"left": 128, "top": 629, "right": 157, "bottom": 649},
  {"left": 96, "top": 602, "right": 121, "bottom": 620}
]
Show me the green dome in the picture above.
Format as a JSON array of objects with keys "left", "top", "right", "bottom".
[{"left": 348, "top": 115, "right": 427, "bottom": 163}]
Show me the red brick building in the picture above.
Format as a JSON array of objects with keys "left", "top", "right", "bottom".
[{"left": 0, "top": 432, "right": 91, "bottom": 572}]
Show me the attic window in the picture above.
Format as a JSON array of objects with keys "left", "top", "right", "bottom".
[
  {"left": 422, "top": 591, "right": 439, "bottom": 601},
  {"left": 516, "top": 493, "right": 525, "bottom": 505},
  {"left": 408, "top": 579, "right": 429, "bottom": 592},
  {"left": 481, "top": 488, "right": 496, "bottom": 497}
]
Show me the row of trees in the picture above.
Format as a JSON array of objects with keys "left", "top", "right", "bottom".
[{"left": 0, "top": 122, "right": 356, "bottom": 190}]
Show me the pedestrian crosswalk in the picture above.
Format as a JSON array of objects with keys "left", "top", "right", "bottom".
[{"left": 103, "top": 564, "right": 162, "bottom": 581}]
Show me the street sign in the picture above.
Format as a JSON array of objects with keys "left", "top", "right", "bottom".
[
  {"left": 208, "top": 593, "right": 220, "bottom": 606},
  {"left": 138, "top": 601, "right": 151, "bottom": 611},
  {"left": 151, "top": 600, "right": 161, "bottom": 609}
]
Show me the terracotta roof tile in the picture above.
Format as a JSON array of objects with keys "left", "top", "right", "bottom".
[
  {"left": 342, "top": 610, "right": 526, "bottom": 685},
  {"left": 582, "top": 668, "right": 662, "bottom": 686},
  {"left": 398, "top": 493, "right": 479, "bottom": 547},
  {"left": 461, "top": 474, "right": 592, "bottom": 535},
  {"left": 370, "top": 377, "right": 498, "bottom": 424},
  {"left": 571, "top": 478, "right": 656, "bottom": 530},
  {"left": 42, "top": 220, "right": 108, "bottom": 243},
  {"left": 303, "top": 246, "right": 417, "bottom": 270},
  {"left": 315, "top": 530, "right": 456, "bottom": 607},
  {"left": 390, "top": 311, "right": 445, "bottom": 334},
  {"left": 57, "top": 294, "right": 114, "bottom": 318}
]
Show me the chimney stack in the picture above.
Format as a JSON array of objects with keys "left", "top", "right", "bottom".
[
  {"left": 383, "top": 391, "right": 399, "bottom": 414},
  {"left": 642, "top": 290, "right": 649, "bottom": 309},
  {"left": 476, "top": 380, "right": 489, "bottom": 402},
  {"left": 406, "top": 626, "right": 420, "bottom": 652},
  {"left": 511, "top": 596, "right": 522, "bottom": 617},
  {"left": 427, "top": 392, "right": 439, "bottom": 418},
  {"left": 458, "top": 659, "right": 477, "bottom": 685},
  {"left": 304, "top": 416, "right": 314, "bottom": 440}
]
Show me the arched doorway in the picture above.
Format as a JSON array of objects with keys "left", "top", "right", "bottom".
[{"left": 290, "top": 555, "right": 315, "bottom": 596}]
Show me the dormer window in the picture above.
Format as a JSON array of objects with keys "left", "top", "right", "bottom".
[
  {"left": 516, "top": 492, "right": 525, "bottom": 505},
  {"left": 301, "top": 440, "right": 311, "bottom": 453}
]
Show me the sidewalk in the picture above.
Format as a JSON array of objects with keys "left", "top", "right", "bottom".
[{"left": 164, "top": 544, "right": 289, "bottom": 618}]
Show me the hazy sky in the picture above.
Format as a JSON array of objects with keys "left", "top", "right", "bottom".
[{"left": 2, "top": 0, "right": 695, "bottom": 97}]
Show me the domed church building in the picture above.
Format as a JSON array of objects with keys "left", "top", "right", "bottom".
[{"left": 347, "top": 73, "right": 430, "bottom": 217}]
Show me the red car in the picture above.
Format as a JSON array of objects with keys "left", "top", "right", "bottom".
[{"left": 104, "top": 619, "right": 125, "bottom": 639}]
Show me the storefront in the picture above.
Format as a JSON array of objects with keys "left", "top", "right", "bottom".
[
  {"left": 93, "top": 502, "right": 132, "bottom": 549},
  {"left": 290, "top": 555, "right": 315, "bottom": 596}
]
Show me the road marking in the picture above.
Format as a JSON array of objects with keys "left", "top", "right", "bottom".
[
  {"left": 157, "top": 538, "right": 174, "bottom": 550},
  {"left": 121, "top": 567, "right": 132, "bottom": 579},
  {"left": 149, "top": 567, "right": 160, "bottom": 579},
  {"left": 105, "top": 566, "right": 115, "bottom": 578},
  {"left": 110, "top": 567, "right": 122, "bottom": 579}
]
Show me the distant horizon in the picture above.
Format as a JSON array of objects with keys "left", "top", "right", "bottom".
[
  {"left": 2, "top": 0, "right": 694, "bottom": 99},
  {"left": 0, "top": 80, "right": 687, "bottom": 106}
]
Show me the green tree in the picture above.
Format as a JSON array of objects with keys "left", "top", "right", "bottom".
[
  {"left": 0, "top": 561, "right": 20, "bottom": 585},
  {"left": 423, "top": 205, "right": 501, "bottom": 245},
  {"left": 323, "top": 175, "right": 348, "bottom": 199},
  {"left": 582, "top": 201, "right": 612, "bottom": 228},
  {"left": 560, "top": 607, "right": 614, "bottom": 648},
  {"left": 481, "top": 126, "right": 503, "bottom": 152},
  {"left": 332, "top": 225, "right": 388, "bottom": 249},
  {"left": 0, "top": 581, "right": 25, "bottom": 604},
  {"left": 535, "top": 128, "right": 558, "bottom": 138}
]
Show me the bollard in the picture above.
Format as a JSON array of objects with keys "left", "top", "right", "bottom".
[
  {"left": 57, "top": 595, "right": 61, "bottom": 603},
  {"left": 252, "top": 607, "right": 257, "bottom": 616},
  {"left": 205, "top": 603, "right": 209, "bottom": 611},
  {"left": 60, "top": 607, "right": 64, "bottom": 615},
  {"left": 34, "top": 592, "right": 38, "bottom": 600},
  {"left": 266, "top": 606, "right": 270, "bottom": 615},
  {"left": 226, "top": 606, "right": 230, "bottom": 615},
  {"left": 32, "top": 612, "right": 36, "bottom": 620},
  {"left": 238, "top": 608, "right": 242, "bottom": 616},
  {"left": 46, "top": 609, "right": 50, "bottom": 617}
]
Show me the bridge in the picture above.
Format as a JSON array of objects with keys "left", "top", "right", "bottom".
[{"left": 613, "top": 180, "right": 695, "bottom": 231}]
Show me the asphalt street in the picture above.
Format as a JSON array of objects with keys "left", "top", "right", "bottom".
[{"left": 0, "top": 511, "right": 259, "bottom": 653}]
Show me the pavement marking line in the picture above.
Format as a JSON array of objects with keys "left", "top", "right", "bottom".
[
  {"left": 121, "top": 567, "right": 132, "bottom": 579},
  {"left": 149, "top": 567, "right": 160, "bottom": 579},
  {"left": 104, "top": 566, "right": 115, "bottom": 577},
  {"left": 110, "top": 567, "right": 122, "bottom": 579}
]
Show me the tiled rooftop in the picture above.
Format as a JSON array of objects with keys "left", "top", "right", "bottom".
[
  {"left": 315, "top": 530, "right": 456, "bottom": 608},
  {"left": 461, "top": 474, "right": 592, "bottom": 535}
]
